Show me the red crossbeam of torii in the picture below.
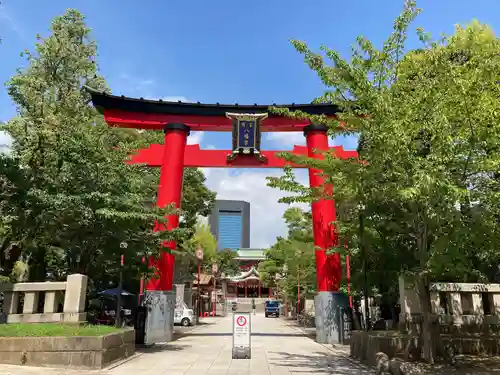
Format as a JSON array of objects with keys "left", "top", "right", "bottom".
[
  {"left": 128, "top": 144, "right": 358, "bottom": 168},
  {"left": 87, "top": 87, "right": 358, "bottom": 295}
]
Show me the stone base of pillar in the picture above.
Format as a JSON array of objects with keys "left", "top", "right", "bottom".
[
  {"left": 314, "top": 291, "right": 349, "bottom": 344},
  {"left": 143, "top": 290, "right": 176, "bottom": 345}
]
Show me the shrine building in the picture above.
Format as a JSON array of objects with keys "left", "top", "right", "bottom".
[{"left": 222, "top": 248, "right": 273, "bottom": 299}]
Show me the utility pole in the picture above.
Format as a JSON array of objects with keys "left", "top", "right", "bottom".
[
  {"left": 212, "top": 263, "right": 218, "bottom": 316},
  {"left": 359, "top": 206, "right": 369, "bottom": 331},
  {"left": 116, "top": 242, "right": 127, "bottom": 328},
  {"left": 297, "top": 264, "right": 300, "bottom": 320},
  {"left": 195, "top": 248, "right": 204, "bottom": 321}
]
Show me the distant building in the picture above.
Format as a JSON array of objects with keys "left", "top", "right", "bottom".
[
  {"left": 207, "top": 200, "right": 276, "bottom": 298},
  {"left": 208, "top": 200, "right": 250, "bottom": 250},
  {"left": 224, "top": 248, "right": 272, "bottom": 298},
  {"left": 191, "top": 248, "right": 274, "bottom": 310}
]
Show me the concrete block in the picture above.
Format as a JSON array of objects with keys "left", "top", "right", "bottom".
[
  {"left": 44, "top": 291, "right": 59, "bottom": 314},
  {"left": 3, "top": 291, "right": 19, "bottom": 314},
  {"left": 0, "top": 329, "right": 135, "bottom": 369},
  {"left": 314, "top": 291, "right": 349, "bottom": 344},
  {"left": 63, "top": 274, "right": 88, "bottom": 315},
  {"left": 23, "top": 292, "right": 39, "bottom": 314}
]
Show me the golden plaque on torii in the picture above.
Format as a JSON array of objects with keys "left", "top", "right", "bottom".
[{"left": 226, "top": 112, "right": 268, "bottom": 162}]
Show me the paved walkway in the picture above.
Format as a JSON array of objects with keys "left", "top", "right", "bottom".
[{"left": 1, "top": 314, "right": 373, "bottom": 375}]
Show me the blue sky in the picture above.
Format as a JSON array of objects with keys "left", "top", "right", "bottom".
[{"left": 1, "top": 0, "right": 498, "bottom": 247}]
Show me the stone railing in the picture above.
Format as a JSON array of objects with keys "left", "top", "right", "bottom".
[
  {"left": 399, "top": 276, "right": 500, "bottom": 326},
  {"left": 0, "top": 274, "right": 88, "bottom": 324}
]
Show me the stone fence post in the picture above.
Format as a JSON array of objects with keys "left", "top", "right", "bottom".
[{"left": 63, "top": 274, "right": 88, "bottom": 323}]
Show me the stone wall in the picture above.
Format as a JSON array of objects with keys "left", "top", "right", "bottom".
[
  {"left": 304, "top": 299, "right": 315, "bottom": 316},
  {"left": 350, "top": 330, "right": 500, "bottom": 366},
  {"left": 0, "top": 328, "right": 135, "bottom": 369},
  {"left": 0, "top": 274, "right": 88, "bottom": 324},
  {"left": 351, "top": 331, "right": 405, "bottom": 366},
  {"left": 350, "top": 279, "right": 500, "bottom": 366},
  {"left": 399, "top": 277, "right": 500, "bottom": 327}
]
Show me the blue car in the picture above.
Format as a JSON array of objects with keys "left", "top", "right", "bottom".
[{"left": 264, "top": 300, "right": 280, "bottom": 318}]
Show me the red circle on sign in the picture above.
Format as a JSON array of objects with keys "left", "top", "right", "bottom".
[{"left": 236, "top": 316, "right": 247, "bottom": 326}]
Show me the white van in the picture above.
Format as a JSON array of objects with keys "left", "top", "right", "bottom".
[{"left": 174, "top": 303, "right": 194, "bottom": 326}]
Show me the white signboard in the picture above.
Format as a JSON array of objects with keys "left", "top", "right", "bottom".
[{"left": 232, "top": 312, "right": 251, "bottom": 359}]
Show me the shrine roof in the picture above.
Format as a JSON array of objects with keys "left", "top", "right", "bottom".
[
  {"left": 227, "top": 266, "right": 260, "bottom": 282},
  {"left": 235, "top": 248, "right": 266, "bottom": 260},
  {"left": 86, "top": 86, "right": 340, "bottom": 117}
]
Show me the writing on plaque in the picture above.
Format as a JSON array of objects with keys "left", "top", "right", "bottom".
[{"left": 232, "top": 312, "right": 251, "bottom": 359}]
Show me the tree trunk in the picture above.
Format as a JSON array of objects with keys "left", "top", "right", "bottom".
[
  {"left": 414, "top": 206, "right": 441, "bottom": 363},
  {"left": 417, "top": 276, "right": 437, "bottom": 363}
]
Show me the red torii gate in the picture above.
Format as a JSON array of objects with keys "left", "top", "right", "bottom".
[{"left": 88, "top": 88, "right": 358, "bottom": 343}]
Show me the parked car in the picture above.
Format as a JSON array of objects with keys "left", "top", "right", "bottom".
[
  {"left": 265, "top": 300, "right": 280, "bottom": 318},
  {"left": 174, "top": 303, "right": 194, "bottom": 326}
]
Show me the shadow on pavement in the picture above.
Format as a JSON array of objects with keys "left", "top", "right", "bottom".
[
  {"left": 268, "top": 351, "right": 372, "bottom": 374},
  {"left": 136, "top": 343, "right": 191, "bottom": 353},
  {"left": 194, "top": 320, "right": 218, "bottom": 325},
  {"left": 180, "top": 332, "right": 306, "bottom": 337}
]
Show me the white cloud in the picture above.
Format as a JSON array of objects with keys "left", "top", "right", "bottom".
[
  {"left": 0, "top": 131, "right": 12, "bottom": 146},
  {"left": 266, "top": 132, "right": 359, "bottom": 150},
  {"left": 336, "top": 134, "right": 359, "bottom": 150},
  {"left": 0, "top": 5, "right": 26, "bottom": 41},
  {"left": 266, "top": 132, "right": 336, "bottom": 147},
  {"left": 114, "top": 74, "right": 156, "bottom": 97},
  {"left": 200, "top": 134, "right": 358, "bottom": 249},
  {"left": 0, "top": 131, "right": 12, "bottom": 153},
  {"left": 198, "top": 145, "right": 218, "bottom": 178},
  {"left": 266, "top": 132, "right": 306, "bottom": 147},
  {"left": 204, "top": 168, "right": 308, "bottom": 248},
  {"left": 197, "top": 215, "right": 209, "bottom": 226},
  {"left": 113, "top": 74, "right": 193, "bottom": 103},
  {"left": 187, "top": 131, "right": 204, "bottom": 145},
  {"left": 162, "top": 96, "right": 192, "bottom": 103}
]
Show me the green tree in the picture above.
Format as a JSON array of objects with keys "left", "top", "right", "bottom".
[
  {"left": 191, "top": 222, "right": 218, "bottom": 262},
  {"left": 181, "top": 170, "right": 216, "bottom": 230},
  {"left": 268, "top": 1, "right": 500, "bottom": 363},
  {"left": 175, "top": 227, "right": 239, "bottom": 284},
  {"left": 135, "top": 129, "right": 216, "bottom": 232},
  {"left": 216, "top": 248, "right": 240, "bottom": 277},
  {"left": 0, "top": 9, "right": 215, "bottom": 295},
  {"left": 176, "top": 221, "right": 218, "bottom": 281},
  {"left": 259, "top": 207, "right": 316, "bottom": 301},
  {"left": 0, "top": 9, "right": 176, "bottom": 290}
]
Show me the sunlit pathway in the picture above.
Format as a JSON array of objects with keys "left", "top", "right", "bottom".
[
  {"left": 108, "top": 313, "right": 372, "bottom": 375},
  {"left": 0, "top": 314, "right": 372, "bottom": 375}
]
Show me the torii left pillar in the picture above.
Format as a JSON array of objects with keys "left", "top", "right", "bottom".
[
  {"left": 147, "top": 123, "right": 190, "bottom": 291},
  {"left": 145, "top": 123, "right": 189, "bottom": 342}
]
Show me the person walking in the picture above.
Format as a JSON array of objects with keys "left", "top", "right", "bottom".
[{"left": 251, "top": 298, "right": 256, "bottom": 315}]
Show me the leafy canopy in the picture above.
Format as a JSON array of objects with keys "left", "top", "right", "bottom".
[
  {"left": 267, "top": 1, "right": 500, "bottom": 288},
  {"left": 266, "top": 0, "right": 500, "bottom": 362},
  {"left": 0, "top": 9, "right": 215, "bottom": 293},
  {"left": 259, "top": 207, "right": 317, "bottom": 299}
]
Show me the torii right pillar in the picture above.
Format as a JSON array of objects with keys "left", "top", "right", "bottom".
[{"left": 304, "top": 124, "right": 349, "bottom": 344}]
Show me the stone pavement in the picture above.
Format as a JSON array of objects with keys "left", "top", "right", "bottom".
[{"left": 0, "top": 313, "right": 373, "bottom": 375}]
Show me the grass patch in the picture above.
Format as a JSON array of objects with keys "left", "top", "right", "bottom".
[{"left": 0, "top": 323, "right": 122, "bottom": 337}]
